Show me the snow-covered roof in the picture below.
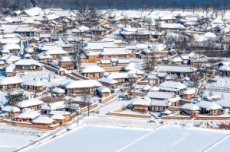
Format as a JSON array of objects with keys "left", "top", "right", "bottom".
[
  {"left": 41, "top": 101, "right": 66, "bottom": 111},
  {"left": 60, "top": 56, "right": 74, "bottom": 62},
  {"left": 183, "top": 88, "right": 196, "bottom": 95},
  {"left": 97, "top": 86, "right": 110, "bottom": 93},
  {"left": 168, "top": 96, "right": 181, "bottom": 102},
  {"left": 150, "top": 99, "right": 169, "bottom": 106},
  {"left": 2, "top": 106, "right": 20, "bottom": 113},
  {"left": 2, "top": 43, "right": 20, "bottom": 50},
  {"left": 85, "top": 41, "right": 115, "bottom": 50},
  {"left": 156, "top": 65, "right": 194, "bottom": 73},
  {"left": 0, "top": 77, "right": 23, "bottom": 85},
  {"left": 149, "top": 86, "right": 160, "bottom": 92},
  {"left": 107, "top": 72, "right": 136, "bottom": 79},
  {"left": 16, "top": 99, "right": 44, "bottom": 108},
  {"left": 101, "top": 47, "right": 129, "bottom": 55},
  {"left": 196, "top": 101, "right": 222, "bottom": 110},
  {"left": 159, "top": 81, "right": 187, "bottom": 92},
  {"left": 132, "top": 97, "right": 151, "bottom": 106},
  {"left": 23, "top": 79, "right": 44, "bottom": 86},
  {"left": 80, "top": 66, "right": 105, "bottom": 73},
  {"left": 64, "top": 80, "right": 102, "bottom": 89},
  {"left": 181, "top": 103, "right": 200, "bottom": 111},
  {"left": 1, "top": 55, "right": 20, "bottom": 63},
  {"left": 52, "top": 87, "right": 65, "bottom": 93},
  {"left": 32, "top": 116, "right": 54, "bottom": 124},
  {"left": 24, "top": 7, "right": 42, "bottom": 17},
  {"left": 52, "top": 113, "right": 65, "bottom": 120},
  {"left": 15, "top": 59, "right": 42, "bottom": 66},
  {"left": 160, "top": 23, "right": 185, "bottom": 29},
  {"left": 17, "top": 109, "right": 40, "bottom": 119},
  {"left": 45, "top": 13, "right": 60, "bottom": 20},
  {"left": 49, "top": 110, "right": 70, "bottom": 116},
  {"left": 148, "top": 92, "right": 174, "bottom": 99},
  {"left": 0, "top": 38, "right": 20, "bottom": 44},
  {"left": 98, "top": 77, "right": 118, "bottom": 84}
]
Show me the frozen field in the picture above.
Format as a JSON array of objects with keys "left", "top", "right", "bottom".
[
  {"left": 28, "top": 125, "right": 150, "bottom": 152},
  {"left": 0, "top": 123, "right": 49, "bottom": 152},
  {"left": 26, "top": 125, "right": 230, "bottom": 152}
]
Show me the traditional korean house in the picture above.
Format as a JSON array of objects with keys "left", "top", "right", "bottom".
[
  {"left": 16, "top": 109, "right": 40, "bottom": 123},
  {"left": 50, "top": 111, "right": 72, "bottom": 123},
  {"left": 90, "top": 26, "right": 106, "bottom": 36},
  {"left": 15, "top": 59, "right": 43, "bottom": 71},
  {"left": 16, "top": 99, "right": 44, "bottom": 110},
  {"left": 59, "top": 56, "right": 75, "bottom": 70},
  {"left": 97, "top": 86, "right": 111, "bottom": 98},
  {"left": 0, "top": 77, "right": 23, "bottom": 91},
  {"left": 5, "top": 64, "right": 16, "bottom": 77},
  {"left": 98, "top": 77, "right": 118, "bottom": 89},
  {"left": 14, "top": 26, "right": 37, "bottom": 37},
  {"left": 2, "top": 43, "right": 21, "bottom": 55},
  {"left": 159, "top": 81, "right": 187, "bottom": 95},
  {"left": 100, "top": 47, "right": 130, "bottom": 59},
  {"left": 155, "top": 64, "right": 195, "bottom": 78},
  {"left": 52, "top": 87, "right": 65, "bottom": 98},
  {"left": 41, "top": 101, "right": 66, "bottom": 114},
  {"left": 196, "top": 101, "right": 222, "bottom": 115},
  {"left": 181, "top": 103, "right": 200, "bottom": 116},
  {"left": 80, "top": 66, "right": 105, "bottom": 79},
  {"left": 63, "top": 80, "right": 102, "bottom": 96},
  {"left": 183, "top": 88, "right": 196, "bottom": 100},
  {"left": 61, "top": 41, "right": 73, "bottom": 52},
  {"left": 1, "top": 106, "right": 20, "bottom": 118},
  {"left": 44, "top": 49, "right": 68, "bottom": 60},
  {"left": 23, "top": 79, "right": 44, "bottom": 93},
  {"left": 32, "top": 116, "right": 54, "bottom": 129},
  {"left": 38, "top": 53, "right": 53, "bottom": 63},
  {"left": 150, "top": 100, "right": 169, "bottom": 112},
  {"left": 132, "top": 97, "right": 151, "bottom": 112},
  {"left": 106, "top": 72, "right": 137, "bottom": 84}
]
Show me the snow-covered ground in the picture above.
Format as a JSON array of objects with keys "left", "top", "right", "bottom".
[
  {"left": 206, "top": 134, "right": 230, "bottom": 152},
  {"left": 27, "top": 125, "right": 150, "bottom": 152},
  {"left": 83, "top": 116, "right": 155, "bottom": 129},
  {"left": 25, "top": 124, "right": 230, "bottom": 152},
  {"left": 120, "top": 126, "right": 229, "bottom": 152},
  {"left": 0, "top": 123, "right": 49, "bottom": 152}
]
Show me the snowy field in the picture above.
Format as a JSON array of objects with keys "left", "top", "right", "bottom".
[
  {"left": 120, "top": 126, "right": 229, "bottom": 152},
  {"left": 26, "top": 125, "right": 230, "bottom": 152},
  {"left": 27, "top": 125, "right": 150, "bottom": 152},
  {"left": 0, "top": 123, "right": 49, "bottom": 152},
  {"left": 206, "top": 134, "right": 230, "bottom": 152}
]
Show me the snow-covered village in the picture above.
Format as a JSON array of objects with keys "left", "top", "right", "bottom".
[{"left": 1, "top": 0, "right": 230, "bottom": 151}]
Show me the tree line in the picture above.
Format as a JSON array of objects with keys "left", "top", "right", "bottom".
[{"left": 1, "top": 0, "right": 230, "bottom": 11}]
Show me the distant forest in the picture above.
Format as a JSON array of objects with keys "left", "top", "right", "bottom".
[{"left": 2, "top": 0, "right": 230, "bottom": 10}]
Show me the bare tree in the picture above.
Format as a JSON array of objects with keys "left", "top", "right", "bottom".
[
  {"left": 181, "top": 1, "right": 187, "bottom": 12},
  {"left": 81, "top": 92, "right": 91, "bottom": 116},
  {"left": 106, "top": 0, "right": 114, "bottom": 9},
  {"left": 171, "top": 0, "right": 178, "bottom": 11},
  {"left": 191, "top": 1, "right": 198, "bottom": 13}
]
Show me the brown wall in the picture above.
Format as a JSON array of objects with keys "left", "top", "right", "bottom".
[
  {"left": 108, "top": 112, "right": 151, "bottom": 119},
  {"left": 80, "top": 103, "right": 98, "bottom": 113},
  {"left": 162, "top": 116, "right": 192, "bottom": 120},
  {"left": 101, "top": 93, "right": 117, "bottom": 104}
]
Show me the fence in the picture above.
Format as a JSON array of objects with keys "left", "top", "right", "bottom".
[{"left": 101, "top": 93, "right": 117, "bottom": 104}]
